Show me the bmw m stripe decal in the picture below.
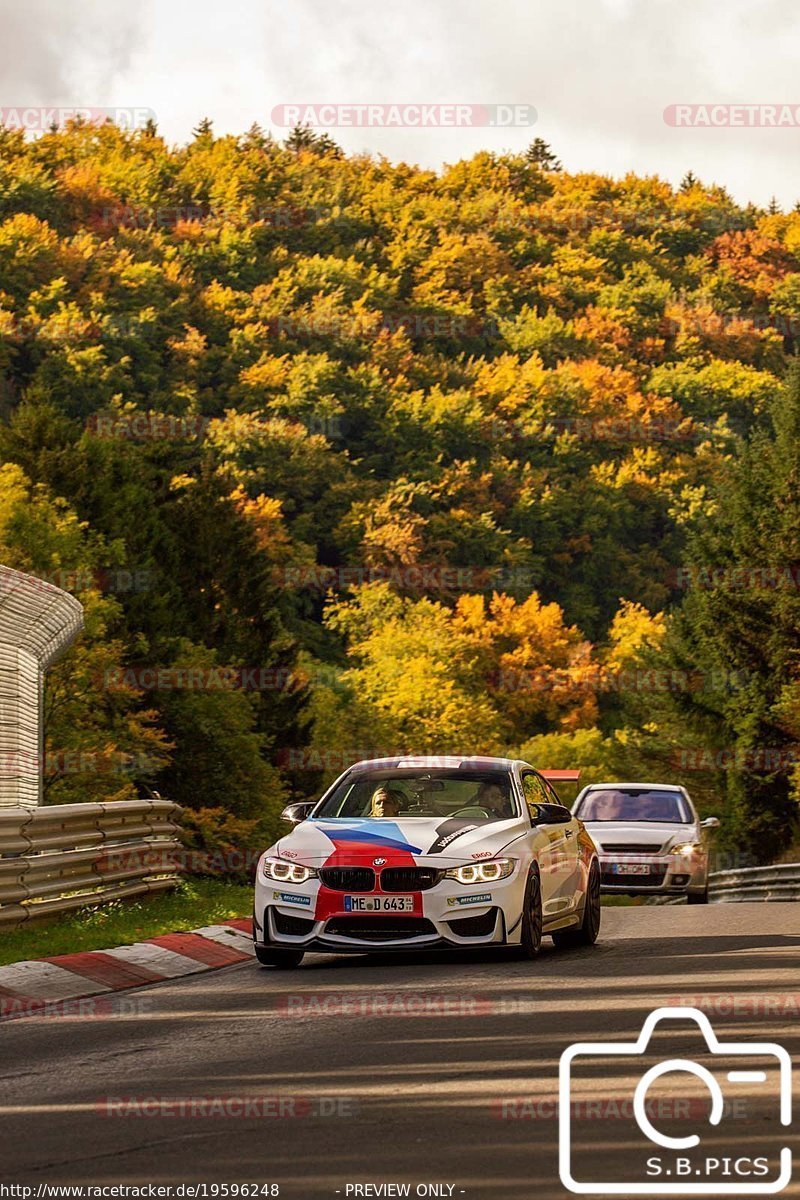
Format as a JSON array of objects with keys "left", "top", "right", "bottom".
[
  {"left": 314, "top": 816, "right": 487, "bottom": 855},
  {"left": 315, "top": 821, "right": 422, "bottom": 854}
]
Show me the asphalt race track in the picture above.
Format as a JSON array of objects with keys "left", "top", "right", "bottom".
[{"left": 2, "top": 904, "right": 799, "bottom": 1200}]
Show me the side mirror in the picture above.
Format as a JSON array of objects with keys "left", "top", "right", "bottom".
[
  {"left": 700, "top": 817, "right": 720, "bottom": 830},
  {"left": 531, "top": 802, "right": 573, "bottom": 826},
  {"left": 280, "top": 801, "right": 316, "bottom": 826}
]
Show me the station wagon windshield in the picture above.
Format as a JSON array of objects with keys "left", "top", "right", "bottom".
[{"left": 575, "top": 788, "right": 691, "bottom": 824}]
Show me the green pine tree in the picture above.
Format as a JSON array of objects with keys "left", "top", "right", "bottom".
[{"left": 661, "top": 363, "right": 800, "bottom": 858}]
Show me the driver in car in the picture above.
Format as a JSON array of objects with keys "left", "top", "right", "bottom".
[{"left": 474, "top": 781, "right": 510, "bottom": 819}]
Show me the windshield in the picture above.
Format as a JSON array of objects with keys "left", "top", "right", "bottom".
[
  {"left": 575, "top": 788, "right": 691, "bottom": 824},
  {"left": 314, "top": 770, "right": 518, "bottom": 821}
]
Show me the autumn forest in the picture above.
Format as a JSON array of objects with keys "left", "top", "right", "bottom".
[{"left": 2, "top": 119, "right": 799, "bottom": 863}]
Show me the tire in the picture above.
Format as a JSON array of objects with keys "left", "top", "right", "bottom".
[
  {"left": 255, "top": 945, "right": 305, "bottom": 968},
  {"left": 552, "top": 860, "right": 601, "bottom": 949},
  {"left": 517, "top": 865, "right": 543, "bottom": 959},
  {"left": 687, "top": 885, "right": 709, "bottom": 905}
]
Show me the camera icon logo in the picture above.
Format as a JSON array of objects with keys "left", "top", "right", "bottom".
[{"left": 559, "top": 1006, "right": 792, "bottom": 1194}]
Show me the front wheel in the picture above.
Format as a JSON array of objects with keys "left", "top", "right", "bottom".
[
  {"left": 687, "top": 885, "right": 709, "bottom": 905},
  {"left": 552, "top": 860, "right": 601, "bottom": 949},
  {"left": 516, "top": 865, "right": 543, "bottom": 959},
  {"left": 255, "top": 946, "right": 305, "bottom": 968}
]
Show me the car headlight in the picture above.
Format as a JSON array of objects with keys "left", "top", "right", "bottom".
[
  {"left": 260, "top": 856, "right": 317, "bottom": 884},
  {"left": 672, "top": 842, "right": 702, "bottom": 857},
  {"left": 444, "top": 858, "right": 515, "bottom": 885}
]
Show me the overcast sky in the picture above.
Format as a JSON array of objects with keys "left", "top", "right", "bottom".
[{"left": 3, "top": 0, "right": 800, "bottom": 207}]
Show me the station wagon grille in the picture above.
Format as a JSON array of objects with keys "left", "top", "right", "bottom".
[
  {"left": 600, "top": 843, "right": 664, "bottom": 855},
  {"left": 601, "top": 864, "right": 668, "bottom": 888}
]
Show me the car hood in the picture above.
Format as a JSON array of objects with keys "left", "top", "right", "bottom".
[
  {"left": 273, "top": 816, "right": 528, "bottom": 866},
  {"left": 580, "top": 821, "right": 697, "bottom": 852}
]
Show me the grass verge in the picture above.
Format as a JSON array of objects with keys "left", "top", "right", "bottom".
[{"left": 0, "top": 877, "right": 252, "bottom": 966}]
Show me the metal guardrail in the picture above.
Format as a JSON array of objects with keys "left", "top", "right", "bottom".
[
  {"left": 0, "top": 799, "right": 184, "bottom": 925},
  {"left": 709, "top": 862, "right": 800, "bottom": 903}
]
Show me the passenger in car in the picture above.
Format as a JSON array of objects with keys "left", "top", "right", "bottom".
[
  {"left": 369, "top": 786, "right": 403, "bottom": 818},
  {"left": 593, "top": 792, "right": 620, "bottom": 820}
]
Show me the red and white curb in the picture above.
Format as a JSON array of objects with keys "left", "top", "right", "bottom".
[{"left": 0, "top": 918, "right": 253, "bottom": 1017}]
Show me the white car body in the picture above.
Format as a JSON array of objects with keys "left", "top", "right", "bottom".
[
  {"left": 572, "top": 781, "right": 716, "bottom": 902},
  {"left": 253, "top": 756, "right": 600, "bottom": 960}
]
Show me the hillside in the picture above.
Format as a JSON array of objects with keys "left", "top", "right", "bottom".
[{"left": 1, "top": 119, "right": 798, "bottom": 858}]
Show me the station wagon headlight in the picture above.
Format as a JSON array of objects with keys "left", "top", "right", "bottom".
[
  {"left": 261, "top": 856, "right": 317, "bottom": 884},
  {"left": 444, "top": 859, "right": 515, "bottom": 885},
  {"left": 672, "top": 842, "right": 702, "bottom": 857}
]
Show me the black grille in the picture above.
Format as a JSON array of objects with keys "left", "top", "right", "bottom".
[
  {"left": 445, "top": 909, "right": 497, "bottom": 938},
  {"left": 272, "top": 910, "right": 315, "bottom": 936},
  {"left": 380, "top": 866, "right": 442, "bottom": 892},
  {"left": 601, "top": 843, "right": 664, "bottom": 854},
  {"left": 324, "top": 917, "right": 436, "bottom": 942},
  {"left": 319, "top": 867, "right": 375, "bottom": 892},
  {"left": 601, "top": 865, "right": 668, "bottom": 888}
]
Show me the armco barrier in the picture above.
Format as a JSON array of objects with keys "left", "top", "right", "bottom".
[
  {"left": 0, "top": 799, "right": 184, "bottom": 926},
  {"left": 709, "top": 862, "right": 800, "bottom": 903}
]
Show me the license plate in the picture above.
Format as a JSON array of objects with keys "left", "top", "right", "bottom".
[
  {"left": 610, "top": 863, "right": 652, "bottom": 875},
  {"left": 344, "top": 895, "right": 414, "bottom": 912}
]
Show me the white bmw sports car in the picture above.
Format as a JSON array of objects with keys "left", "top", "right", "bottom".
[{"left": 253, "top": 756, "right": 600, "bottom": 968}]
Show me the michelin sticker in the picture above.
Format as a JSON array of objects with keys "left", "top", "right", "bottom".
[
  {"left": 273, "top": 891, "right": 312, "bottom": 906},
  {"left": 447, "top": 893, "right": 493, "bottom": 907}
]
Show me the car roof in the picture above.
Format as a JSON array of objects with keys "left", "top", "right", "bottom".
[
  {"left": 346, "top": 755, "right": 524, "bottom": 774},
  {"left": 579, "top": 782, "right": 684, "bottom": 791}
]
